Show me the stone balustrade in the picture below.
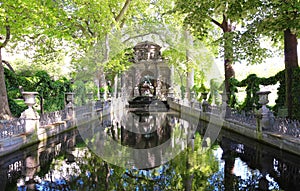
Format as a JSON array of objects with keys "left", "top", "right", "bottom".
[
  {"left": 167, "top": 90, "right": 300, "bottom": 155},
  {"left": 0, "top": 118, "right": 26, "bottom": 139},
  {"left": 170, "top": 90, "right": 300, "bottom": 139},
  {"left": 0, "top": 91, "right": 113, "bottom": 157},
  {"left": 1, "top": 89, "right": 300, "bottom": 157},
  {"left": 39, "top": 110, "right": 67, "bottom": 127}
]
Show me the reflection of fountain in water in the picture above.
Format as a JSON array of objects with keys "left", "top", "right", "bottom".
[
  {"left": 121, "top": 111, "right": 171, "bottom": 149},
  {"left": 78, "top": 104, "right": 193, "bottom": 169}
]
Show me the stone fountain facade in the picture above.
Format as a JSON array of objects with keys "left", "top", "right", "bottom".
[{"left": 120, "top": 41, "right": 172, "bottom": 101}]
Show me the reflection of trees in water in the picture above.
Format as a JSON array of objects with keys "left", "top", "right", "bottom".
[
  {"left": 4, "top": 127, "right": 298, "bottom": 190},
  {"left": 0, "top": 130, "right": 78, "bottom": 190},
  {"left": 216, "top": 135, "right": 299, "bottom": 191},
  {"left": 30, "top": 132, "right": 219, "bottom": 190}
]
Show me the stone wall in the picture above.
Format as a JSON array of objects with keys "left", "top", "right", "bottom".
[{"left": 167, "top": 98, "right": 300, "bottom": 156}]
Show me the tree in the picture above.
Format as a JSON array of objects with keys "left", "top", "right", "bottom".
[
  {"left": 0, "top": 26, "right": 12, "bottom": 119},
  {"left": 0, "top": 0, "right": 54, "bottom": 119},
  {"left": 56, "top": 0, "right": 149, "bottom": 99},
  {"left": 248, "top": 0, "right": 300, "bottom": 118},
  {"left": 173, "top": 0, "right": 268, "bottom": 95}
]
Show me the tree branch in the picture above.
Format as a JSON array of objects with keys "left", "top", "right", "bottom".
[
  {"left": 210, "top": 17, "right": 222, "bottom": 28},
  {"left": 122, "top": 32, "right": 162, "bottom": 43},
  {"left": 115, "top": 0, "right": 131, "bottom": 23},
  {"left": 85, "top": 20, "right": 95, "bottom": 36},
  {"left": 124, "top": 172, "right": 156, "bottom": 182},
  {"left": 2, "top": 60, "right": 15, "bottom": 73},
  {"left": 0, "top": 25, "right": 11, "bottom": 48}
]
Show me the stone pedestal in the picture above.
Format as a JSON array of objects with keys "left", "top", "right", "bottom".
[
  {"left": 167, "top": 86, "right": 174, "bottom": 100},
  {"left": 65, "top": 92, "right": 75, "bottom": 119},
  {"left": 20, "top": 92, "right": 39, "bottom": 135},
  {"left": 201, "top": 92, "right": 209, "bottom": 112},
  {"left": 221, "top": 92, "right": 231, "bottom": 118}
]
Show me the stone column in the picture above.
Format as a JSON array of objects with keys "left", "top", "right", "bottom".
[{"left": 20, "top": 92, "right": 39, "bottom": 136}]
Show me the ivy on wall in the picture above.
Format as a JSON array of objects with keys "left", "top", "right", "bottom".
[
  {"left": 229, "top": 68, "right": 300, "bottom": 119},
  {"left": 4, "top": 68, "right": 72, "bottom": 117}
]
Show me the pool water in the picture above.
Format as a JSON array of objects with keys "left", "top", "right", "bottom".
[{"left": 1, "top": 110, "right": 299, "bottom": 190}]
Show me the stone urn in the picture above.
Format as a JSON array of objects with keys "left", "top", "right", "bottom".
[
  {"left": 22, "top": 92, "right": 38, "bottom": 108},
  {"left": 65, "top": 92, "right": 75, "bottom": 104},
  {"left": 257, "top": 91, "right": 271, "bottom": 105},
  {"left": 220, "top": 91, "right": 231, "bottom": 118}
]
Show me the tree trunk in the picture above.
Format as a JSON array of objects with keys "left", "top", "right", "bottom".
[
  {"left": 284, "top": 29, "right": 298, "bottom": 118},
  {"left": 185, "top": 30, "right": 194, "bottom": 100},
  {"left": 222, "top": 18, "right": 235, "bottom": 95},
  {"left": 0, "top": 48, "right": 12, "bottom": 119},
  {"left": 224, "top": 43, "right": 235, "bottom": 95},
  {"left": 211, "top": 15, "right": 235, "bottom": 94},
  {"left": 221, "top": 138, "right": 235, "bottom": 191}
]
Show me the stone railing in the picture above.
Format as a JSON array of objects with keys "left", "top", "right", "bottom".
[
  {"left": 272, "top": 118, "right": 300, "bottom": 138},
  {"left": 0, "top": 91, "right": 115, "bottom": 157},
  {"left": 75, "top": 105, "right": 92, "bottom": 123},
  {"left": 95, "top": 100, "right": 103, "bottom": 111},
  {"left": 39, "top": 109, "right": 67, "bottom": 127},
  {"left": 0, "top": 118, "right": 26, "bottom": 139},
  {"left": 173, "top": 91, "right": 300, "bottom": 139},
  {"left": 228, "top": 109, "right": 257, "bottom": 128}
]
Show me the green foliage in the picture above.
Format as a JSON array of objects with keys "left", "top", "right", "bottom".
[
  {"left": 43, "top": 77, "right": 72, "bottom": 112},
  {"left": 104, "top": 48, "right": 134, "bottom": 82},
  {"left": 291, "top": 69, "right": 300, "bottom": 119},
  {"left": 248, "top": 0, "right": 300, "bottom": 44},
  {"left": 163, "top": 38, "right": 214, "bottom": 100},
  {"left": 173, "top": 0, "right": 271, "bottom": 65},
  {"left": 208, "top": 79, "right": 222, "bottom": 105},
  {"left": 73, "top": 80, "right": 87, "bottom": 106},
  {"left": 8, "top": 98, "right": 28, "bottom": 117},
  {"left": 229, "top": 69, "right": 300, "bottom": 119},
  {"left": 4, "top": 67, "right": 71, "bottom": 116},
  {"left": 192, "top": 84, "right": 208, "bottom": 101}
]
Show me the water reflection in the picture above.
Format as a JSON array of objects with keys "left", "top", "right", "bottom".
[
  {"left": 77, "top": 109, "right": 196, "bottom": 169},
  {"left": 213, "top": 129, "right": 300, "bottom": 191},
  {"left": 121, "top": 111, "right": 172, "bottom": 149},
  {"left": 0, "top": 111, "right": 299, "bottom": 190}
]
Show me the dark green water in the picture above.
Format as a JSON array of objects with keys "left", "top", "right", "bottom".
[{"left": 1, "top": 110, "right": 299, "bottom": 191}]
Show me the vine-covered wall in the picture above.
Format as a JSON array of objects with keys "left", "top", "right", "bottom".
[
  {"left": 4, "top": 68, "right": 72, "bottom": 117},
  {"left": 229, "top": 68, "right": 300, "bottom": 119}
]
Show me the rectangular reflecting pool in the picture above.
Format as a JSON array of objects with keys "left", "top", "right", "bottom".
[{"left": 1, "top": 109, "right": 299, "bottom": 191}]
